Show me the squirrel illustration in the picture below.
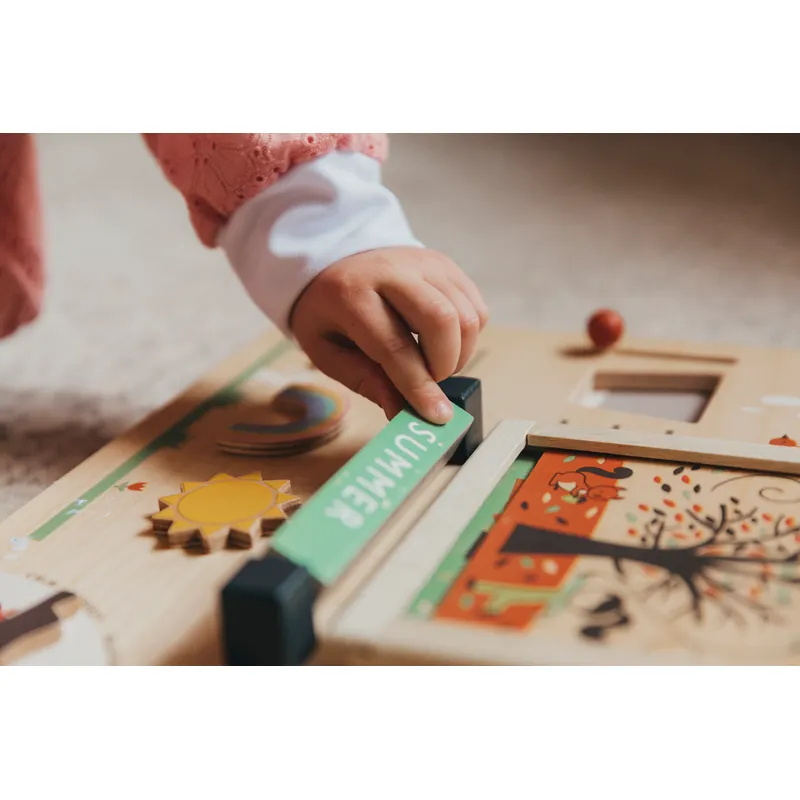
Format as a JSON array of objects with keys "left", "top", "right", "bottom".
[{"left": 549, "top": 466, "right": 633, "bottom": 502}]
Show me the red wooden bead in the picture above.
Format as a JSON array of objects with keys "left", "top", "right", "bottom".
[{"left": 588, "top": 309, "right": 624, "bottom": 348}]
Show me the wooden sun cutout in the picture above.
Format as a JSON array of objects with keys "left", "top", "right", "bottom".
[{"left": 151, "top": 472, "right": 301, "bottom": 553}]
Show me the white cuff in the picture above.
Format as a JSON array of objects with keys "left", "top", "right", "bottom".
[{"left": 218, "top": 150, "right": 424, "bottom": 336}]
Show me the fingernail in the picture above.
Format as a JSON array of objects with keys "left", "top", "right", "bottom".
[{"left": 434, "top": 400, "right": 453, "bottom": 423}]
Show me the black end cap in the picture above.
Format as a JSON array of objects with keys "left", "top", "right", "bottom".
[
  {"left": 221, "top": 551, "right": 320, "bottom": 666},
  {"left": 439, "top": 375, "right": 483, "bottom": 466}
]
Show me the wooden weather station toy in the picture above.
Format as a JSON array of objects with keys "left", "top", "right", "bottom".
[{"left": 4, "top": 309, "right": 800, "bottom": 665}]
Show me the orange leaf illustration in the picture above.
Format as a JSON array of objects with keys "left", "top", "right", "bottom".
[{"left": 769, "top": 434, "right": 798, "bottom": 447}]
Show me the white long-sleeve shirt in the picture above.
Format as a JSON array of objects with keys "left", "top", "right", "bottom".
[{"left": 219, "top": 151, "right": 423, "bottom": 336}]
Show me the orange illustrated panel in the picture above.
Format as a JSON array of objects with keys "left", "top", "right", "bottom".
[
  {"left": 434, "top": 452, "right": 631, "bottom": 629},
  {"left": 410, "top": 448, "right": 800, "bottom": 660}
]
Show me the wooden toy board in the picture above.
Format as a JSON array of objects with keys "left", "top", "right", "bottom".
[{"left": 3, "top": 325, "right": 800, "bottom": 665}]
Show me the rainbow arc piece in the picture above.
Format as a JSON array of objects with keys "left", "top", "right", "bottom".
[{"left": 218, "top": 384, "right": 349, "bottom": 457}]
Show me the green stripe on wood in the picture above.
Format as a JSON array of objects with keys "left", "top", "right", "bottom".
[{"left": 271, "top": 407, "right": 473, "bottom": 585}]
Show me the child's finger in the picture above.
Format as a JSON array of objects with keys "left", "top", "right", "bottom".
[
  {"left": 451, "top": 272, "right": 490, "bottom": 329},
  {"left": 304, "top": 336, "right": 399, "bottom": 415},
  {"left": 340, "top": 293, "right": 453, "bottom": 424},
  {"left": 426, "top": 279, "right": 481, "bottom": 373},
  {"left": 380, "top": 279, "right": 461, "bottom": 382},
  {"left": 378, "top": 384, "right": 407, "bottom": 420}
]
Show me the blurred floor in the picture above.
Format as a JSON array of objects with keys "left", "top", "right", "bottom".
[{"left": 1, "top": 133, "right": 799, "bottom": 517}]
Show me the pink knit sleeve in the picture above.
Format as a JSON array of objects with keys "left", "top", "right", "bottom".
[
  {"left": 0, "top": 134, "right": 44, "bottom": 339},
  {"left": 142, "top": 133, "right": 389, "bottom": 247}
]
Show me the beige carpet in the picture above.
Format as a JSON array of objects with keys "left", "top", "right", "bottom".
[{"left": 1, "top": 134, "right": 799, "bottom": 518}]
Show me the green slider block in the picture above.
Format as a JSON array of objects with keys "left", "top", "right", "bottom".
[
  {"left": 270, "top": 405, "right": 473, "bottom": 586},
  {"left": 222, "top": 404, "right": 474, "bottom": 664}
]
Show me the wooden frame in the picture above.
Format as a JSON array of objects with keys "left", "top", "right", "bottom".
[{"left": 319, "top": 420, "right": 800, "bottom": 666}]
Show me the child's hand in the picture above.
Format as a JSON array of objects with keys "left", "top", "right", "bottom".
[{"left": 290, "top": 247, "right": 489, "bottom": 423}]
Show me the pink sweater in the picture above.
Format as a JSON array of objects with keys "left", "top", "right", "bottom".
[{"left": 0, "top": 133, "right": 387, "bottom": 339}]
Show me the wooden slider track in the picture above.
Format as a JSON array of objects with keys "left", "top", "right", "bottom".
[{"left": 526, "top": 424, "right": 800, "bottom": 476}]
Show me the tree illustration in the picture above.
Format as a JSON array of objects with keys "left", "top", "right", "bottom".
[{"left": 500, "top": 464, "right": 800, "bottom": 636}]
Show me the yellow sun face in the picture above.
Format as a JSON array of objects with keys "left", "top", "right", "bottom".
[{"left": 151, "top": 472, "right": 301, "bottom": 552}]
